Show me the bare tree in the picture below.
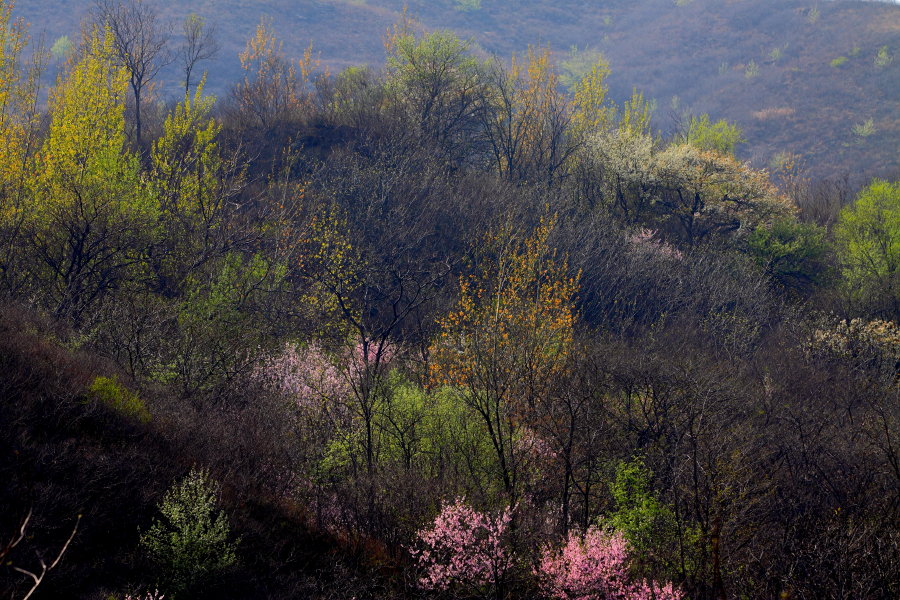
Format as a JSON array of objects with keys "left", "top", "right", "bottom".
[
  {"left": 2, "top": 509, "right": 81, "bottom": 600},
  {"left": 93, "top": 0, "right": 171, "bottom": 151},
  {"left": 180, "top": 13, "right": 219, "bottom": 95}
]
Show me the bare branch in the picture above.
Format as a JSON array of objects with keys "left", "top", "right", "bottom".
[
  {"left": 4, "top": 512, "right": 81, "bottom": 600},
  {"left": 181, "top": 13, "right": 219, "bottom": 94},
  {"left": 93, "top": 0, "right": 171, "bottom": 150},
  {"left": 0, "top": 509, "right": 31, "bottom": 564}
]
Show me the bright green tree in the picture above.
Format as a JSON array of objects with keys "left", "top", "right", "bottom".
[
  {"left": 140, "top": 468, "right": 238, "bottom": 597},
  {"left": 747, "top": 218, "right": 830, "bottom": 295},
  {"left": 150, "top": 79, "right": 234, "bottom": 294},
  {"left": 608, "top": 458, "right": 677, "bottom": 555},
  {"left": 607, "top": 457, "right": 699, "bottom": 582},
  {"left": 385, "top": 29, "right": 486, "bottom": 163},
  {"left": 835, "top": 179, "right": 900, "bottom": 318},
  {"left": 685, "top": 114, "right": 745, "bottom": 156}
]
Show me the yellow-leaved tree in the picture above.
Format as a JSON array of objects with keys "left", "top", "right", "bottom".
[
  {"left": 150, "top": 79, "right": 242, "bottom": 294},
  {"left": 0, "top": 0, "right": 42, "bottom": 289},
  {"left": 25, "top": 28, "right": 155, "bottom": 322},
  {"left": 483, "top": 47, "right": 574, "bottom": 185},
  {"left": 231, "top": 18, "right": 319, "bottom": 131},
  {"left": 430, "top": 217, "right": 578, "bottom": 502},
  {"left": 570, "top": 55, "right": 612, "bottom": 137}
]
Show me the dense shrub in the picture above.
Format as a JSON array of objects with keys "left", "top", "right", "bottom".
[
  {"left": 88, "top": 375, "right": 152, "bottom": 423},
  {"left": 139, "top": 468, "right": 238, "bottom": 597}
]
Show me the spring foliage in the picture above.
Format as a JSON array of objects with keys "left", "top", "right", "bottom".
[
  {"left": 835, "top": 179, "right": 900, "bottom": 315},
  {"left": 26, "top": 28, "right": 154, "bottom": 319},
  {"left": 0, "top": 0, "right": 38, "bottom": 211},
  {"left": 430, "top": 218, "right": 577, "bottom": 499},
  {"left": 87, "top": 375, "right": 151, "bottom": 423},
  {"left": 140, "top": 468, "right": 237, "bottom": 596},
  {"left": 0, "top": 8, "right": 896, "bottom": 600},
  {"left": 431, "top": 218, "right": 577, "bottom": 394}
]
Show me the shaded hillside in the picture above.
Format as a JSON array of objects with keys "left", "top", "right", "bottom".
[
  {"left": 0, "top": 306, "right": 379, "bottom": 599},
  {"left": 15, "top": 0, "right": 900, "bottom": 179}
]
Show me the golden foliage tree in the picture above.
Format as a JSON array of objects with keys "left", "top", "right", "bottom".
[
  {"left": 232, "top": 18, "right": 319, "bottom": 130},
  {"left": 0, "top": 1, "right": 37, "bottom": 201},
  {"left": 0, "top": 0, "right": 42, "bottom": 287},
  {"left": 25, "top": 29, "right": 154, "bottom": 320},
  {"left": 430, "top": 217, "right": 578, "bottom": 501}
]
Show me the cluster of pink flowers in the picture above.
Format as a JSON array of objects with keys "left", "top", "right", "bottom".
[
  {"left": 536, "top": 527, "right": 683, "bottom": 600},
  {"left": 412, "top": 498, "right": 513, "bottom": 592},
  {"left": 628, "top": 228, "right": 684, "bottom": 261},
  {"left": 342, "top": 338, "right": 397, "bottom": 391},
  {"left": 252, "top": 341, "right": 349, "bottom": 410},
  {"left": 349, "top": 338, "right": 396, "bottom": 368},
  {"left": 124, "top": 591, "right": 164, "bottom": 600},
  {"left": 516, "top": 426, "right": 559, "bottom": 461},
  {"left": 254, "top": 338, "right": 397, "bottom": 408}
]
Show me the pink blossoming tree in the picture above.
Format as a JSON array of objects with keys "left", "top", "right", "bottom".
[
  {"left": 627, "top": 228, "right": 683, "bottom": 261},
  {"left": 412, "top": 498, "right": 514, "bottom": 600},
  {"left": 536, "top": 527, "right": 683, "bottom": 600},
  {"left": 124, "top": 591, "right": 165, "bottom": 600},
  {"left": 252, "top": 341, "right": 349, "bottom": 411}
]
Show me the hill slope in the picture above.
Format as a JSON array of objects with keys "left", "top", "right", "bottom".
[{"left": 13, "top": 0, "right": 900, "bottom": 180}]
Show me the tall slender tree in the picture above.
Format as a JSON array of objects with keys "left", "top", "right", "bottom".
[
  {"left": 180, "top": 13, "right": 218, "bottom": 95},
  {"left": 431, "top": 217, "right": 578, "bottom": 503},
  {"left": 93, "top": 0, "right": 171, "bottom": 152}
]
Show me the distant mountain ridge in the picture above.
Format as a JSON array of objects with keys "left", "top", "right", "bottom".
[{"left": 12, "top": 0, "right": 900, "bottom": 181}]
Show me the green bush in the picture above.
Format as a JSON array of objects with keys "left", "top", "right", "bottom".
[
  {"left": 88, "top": 375, "right": 151, "bottom": 423},
  {"left": 140, "top": 468, "right": 238, "bottom": 597},
  {"left": 744, "top": 60, "right": 760, "bottom": 79},
  {"left": 607, "top": 457, "right": 675, "bottom": 554},
  {"left": 835, "top": 179, "right": 900, "bottom": 318},
  {"left": 747, "top": 218, "right": 831, "bottom": 295},
  {"left": 852, "top": 118, "right": 877, "bottom": 139},
  {"left": 768, "top": 45, "right": 785, "bottom": 62},
  {"left": 830, "top": 56, "right": 848, "bottom": 68},
  {"left": 455, "top": 0, "right": 481, "bottom": 11},
  {"left": 685, "top": 113, "right": 745, "bottom": 156},
  {"left": 875, "top": 45, "right": 892, "bottom": 68},
  {"left": 605, "top": 457, "right": 696, "bottom": 579}
]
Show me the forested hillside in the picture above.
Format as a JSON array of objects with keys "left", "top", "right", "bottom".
[
  {"left": 13, "top": 0, "right": 900, "bottom": 180},
  {"left": 1, "top": 1, "right": 898, "bottom": 599}
]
